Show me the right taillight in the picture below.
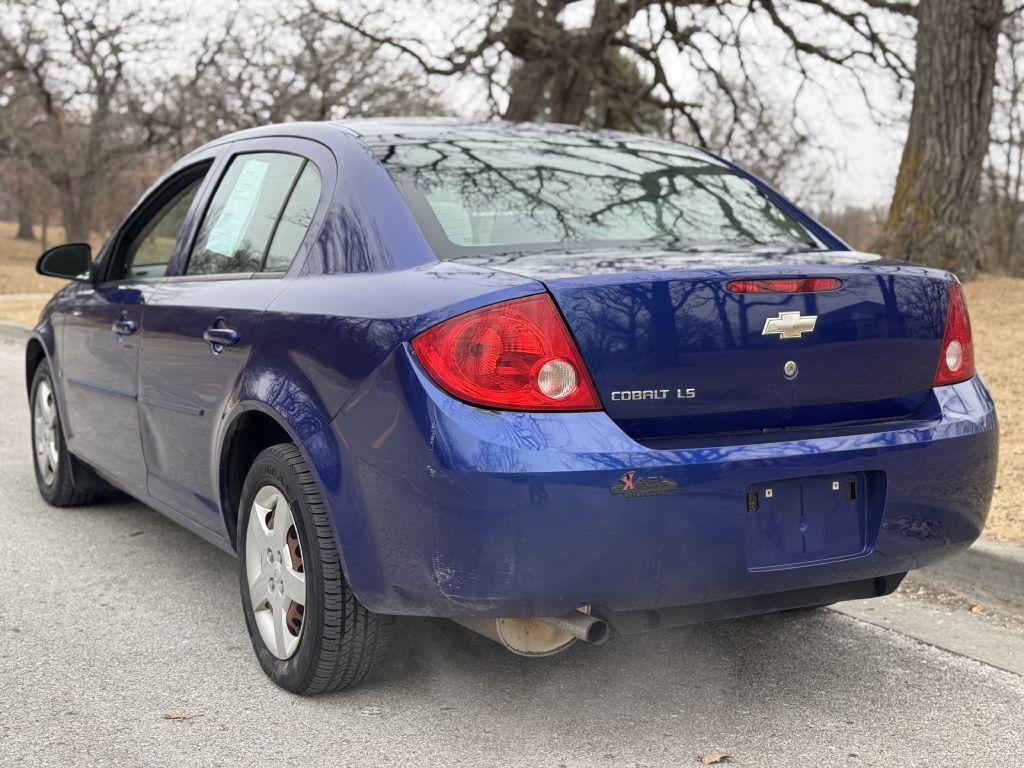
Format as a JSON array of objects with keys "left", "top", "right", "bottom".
[{"left": 934, "top": 282, "right": 975, "bottom": 386}]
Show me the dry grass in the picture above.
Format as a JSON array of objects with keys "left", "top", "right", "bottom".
[
  {"left": 0, "top": 220, "right": 77, "bottom": 295},
  {"left": 0, "top": 220, "right": 102, "bottom": 326},
  {"left": 0, "top": 220, "right": 1020, "bottom": 540},
  {"left": 963, "top": 275, "right": 1024, "bottom": 543}
]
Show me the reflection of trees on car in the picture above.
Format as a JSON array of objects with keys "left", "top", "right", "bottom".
[{"left": 377, "top": 131, "right": 816, "bottom": 251}]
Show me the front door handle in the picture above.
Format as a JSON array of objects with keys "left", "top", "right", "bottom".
[
  {"left": 203, "top": 325, "right": 240, "bottom": 354},
  {"left": 112, "top": 314, "right": 138, "bottom": 340}
]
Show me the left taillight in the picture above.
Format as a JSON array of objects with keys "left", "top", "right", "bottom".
[
  {"left": 933, "top": 282, "right": 975, "bottom": 386},
  {"left": 410, "top": 293, "right": 602, "bottom": 411}
]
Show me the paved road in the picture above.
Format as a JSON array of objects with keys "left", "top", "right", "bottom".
[{"left": 1, "top": 340, "right": 1022, "bottom": 768}]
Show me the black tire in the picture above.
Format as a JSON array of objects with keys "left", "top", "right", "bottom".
[
  {"left": 237, "top": 443, "right": 393, "bottom": 694},
  {"left": 30, "top": 359, "right": 107, "bottom": 507}
]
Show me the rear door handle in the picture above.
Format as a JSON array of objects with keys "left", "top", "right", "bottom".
[{"left": 203, "top": 326, "right": 240, "bottom": 354}]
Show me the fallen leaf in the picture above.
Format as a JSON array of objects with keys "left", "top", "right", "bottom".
[
  {"left": 161, "top": 712, "right": 201, "bottom": 721},
  {"left": 970, "top": 604, "right": 984, "bottom": 614},
  {"left": 698, "top": 753, "right": 732, "bottom": 764}
]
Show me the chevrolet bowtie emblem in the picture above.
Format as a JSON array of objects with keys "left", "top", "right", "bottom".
[{"left": 762, "top": 311, "right": 817, "bottom": 339}]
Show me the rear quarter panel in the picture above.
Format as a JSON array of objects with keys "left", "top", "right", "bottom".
[
  {"left": 245, "top": 264, "right": 542, "bottom": 441},
  {"left": 229, "top": 126, "right": 545, "bottom": 549}
]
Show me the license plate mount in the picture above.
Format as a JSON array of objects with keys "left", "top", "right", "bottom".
[{"left": 746, "top": 473, "right": 868, "bottom": 569}]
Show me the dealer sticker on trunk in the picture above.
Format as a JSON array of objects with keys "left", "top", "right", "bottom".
[{"left": 611, "top": 471, "right": 679, "bottom": 498}]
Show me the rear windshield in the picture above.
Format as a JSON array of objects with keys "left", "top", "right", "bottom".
[{"left": 372, "top": 131, "right": 817, "bottom": 257}]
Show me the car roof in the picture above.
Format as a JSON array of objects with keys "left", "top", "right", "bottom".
[
  {"left": 332, "top": 117, "right": 700, "bottom": 151},
  {"left": 188, "top": 117, "right": 701, "bottom": 157},
  {"left": 331, "top": 116, "right": 483, "bottom": 137}
]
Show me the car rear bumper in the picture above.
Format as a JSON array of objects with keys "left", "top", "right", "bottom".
[{"left": 308, "top": 346, "right": 998, "bottom": 618}]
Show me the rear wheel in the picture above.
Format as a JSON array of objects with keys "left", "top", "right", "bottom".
[
  {"left": 30, "top": 360, "right": 107, "bottom": 507},
  {"left": 237, "top": 443, "right": 393, "bottom": 694}
]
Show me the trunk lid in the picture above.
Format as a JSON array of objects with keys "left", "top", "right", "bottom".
[{"left": 468, "top": 249, "right": 950, "bottom": 440}]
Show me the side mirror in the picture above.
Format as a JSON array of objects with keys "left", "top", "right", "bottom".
[{"left": 36, "top": 243, "right": 93, "bottom": 282}]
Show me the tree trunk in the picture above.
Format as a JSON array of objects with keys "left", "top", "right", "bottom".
[
  {"left": 873, "top": 0, "right": 1003, "bottom": 278},
  {"left": 548, "top": 0, "right": 617, "bottom": 124},
  {"left": 504, "top": 59, "right": 557, "bottom": 121},
  {"left": 502, "top": 0, "right": 557, "bottom": 121},
  {"left": 549, "top": 66, "right": 596, "bottom": 124},
  {"left": 59, "top": 190, "right": 93, "bottom": 243},
  {"left": 502, "top": 0, "right": 616, "bottom": 125},
  {"left": 15, "top": 194, "right": 35, "bottom": 240}
]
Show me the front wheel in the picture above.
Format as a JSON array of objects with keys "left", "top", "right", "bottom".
[
  {"left": 30, "top": 360, "right": 107, "bottom": 507},
  {"left": 237, "top": 443, "right": 393, "bottom": 694}
]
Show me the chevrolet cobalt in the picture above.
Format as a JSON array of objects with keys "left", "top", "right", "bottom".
[{"left": 27, "top": 120, "right": 997, "bottom": 693}]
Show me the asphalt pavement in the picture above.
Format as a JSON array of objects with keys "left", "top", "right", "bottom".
[{"left": 1, "top": 340, "right": 1023, "bottom": 768}]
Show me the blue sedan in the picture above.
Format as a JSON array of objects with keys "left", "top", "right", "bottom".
[{"left": 27, "top": 120, "right": 997, "bottom": 693}]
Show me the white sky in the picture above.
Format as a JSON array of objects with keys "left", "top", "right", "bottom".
[{"left": 810, "top": 86, "right": 908, "bottom": 209}]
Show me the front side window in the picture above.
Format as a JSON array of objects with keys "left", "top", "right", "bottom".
[
  {"left": 123, "top": 178, "right": 203, "bottom": 279},
  {"left": 373, "top": 132, "right": 817, "bottom": 258},
  {"left": 186, "top": 152, "right": 309, "bottom": 275}
]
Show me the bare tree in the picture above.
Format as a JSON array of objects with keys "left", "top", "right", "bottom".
[
  {"left": 0, "top": 1, "right": 443, "bottom": 240},
  {"left": 0, "top": 1, "right": 176, "bottom": 241},
  {"left": 317, "top": 1, "right": 913, "bottom": 159},
  {"left": 309, "top": 0, "right": 927, "bottom": 249},
  {"left": 874, "top": 1, "right": 1010, "bottom": 277},
  {"left": 322, "top": 1, "right": 1024, "bottom": 276},
  {"left": 978, "top": 10, "right": 1024, "bottom": 274},
  {"left": 0, "top": 160, "right": 39, "bottom": 239},
  {"left": 148, "top": 5, "right": 443, "bottom": 152}
]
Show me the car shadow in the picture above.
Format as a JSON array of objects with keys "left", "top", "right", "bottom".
[{"left": 43, "top": 493, "right": 898, "bottom": 721}]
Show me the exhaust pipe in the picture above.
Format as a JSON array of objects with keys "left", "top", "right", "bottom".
[
  {"left": 539, "top": 610, "right": 610, "bottom": 646},
  {"left": 455, "top": 608, "right": 609, "bottom": 657}
]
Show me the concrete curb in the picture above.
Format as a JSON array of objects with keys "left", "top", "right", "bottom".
[
  {"left": 918, "top": 538, "right": 1024, "bottom": 611},
  {"left": 0, "top": 320, "right": 31, "bottom": 344}
]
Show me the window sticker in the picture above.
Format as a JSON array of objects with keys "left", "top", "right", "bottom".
[{"left": 205, "top": 159, "right": 270, "bottom": 257}]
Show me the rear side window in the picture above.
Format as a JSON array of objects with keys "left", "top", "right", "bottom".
[
  {"left": 264, "top": 163, "right": 321, "bottom": 273},
  {"left": 186, "top": 152, "right": 319, "bottom": 275}
]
